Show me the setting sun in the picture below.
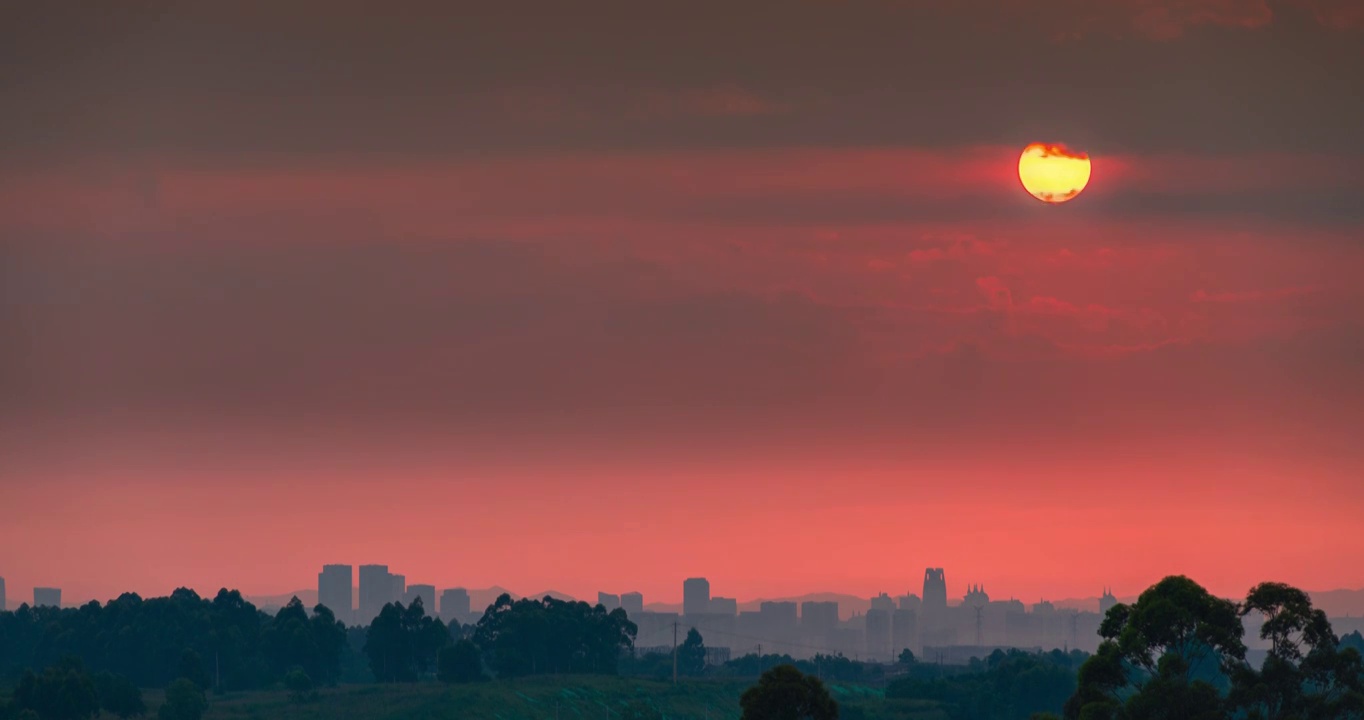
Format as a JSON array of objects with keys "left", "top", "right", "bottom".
[{"left": 1018, "top": 142, "right": 1092, "bottom": 203}]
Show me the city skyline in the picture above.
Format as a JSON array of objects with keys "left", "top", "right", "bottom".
[{"left": 4, "top": 568, "right": 1364, "bottom": 620}]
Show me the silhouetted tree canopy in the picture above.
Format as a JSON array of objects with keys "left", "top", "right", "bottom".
[
  {"left": 362, "top": 598, "right": 449, "bottom": 683},
  {"left": 156, "top": 679, "right": 206, "bottom": 720},
  {"left": 740, "top": 664, "right": 839, "bottom": 720},
  {"left": 1227, "top": 582, "right": 1364, "bottom": 720},
  {"left": 887, "top": 649, "right": 1083, "bottom": 720},
  {"left": 92, "top": 671, "right": 146, "bottom": 719},
  {"left": 437, "top": 639, "right": 486, "bottom": 683},
  {"left": 0, "top": 588, "right": 348, "bottom": 691},
  {"left": 679, "top": 628, "right": 707, "bottom": 677},
  {"left": 11, "top": 658, "right": 99, "bottom": 720},
  {"left": 1066, "top": 575, "right": 1245, "bottom": 720},
  {"left": 1066, "top": 578, "right": 1364, "bottom": 720},
  {"left": 472, "top": 594, "right": 636, "bottom": 678},
  {"left": 283, "top": 667, "right": 315, "bottom": 702}
]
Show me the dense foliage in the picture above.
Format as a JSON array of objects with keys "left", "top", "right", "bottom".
[
  {"left": 0, "top": 588, "right": 346, "bottom": 690},
  {"left": 471, "top": 594, "right": 636, "bottom": 678},
  {"left": 437, "top": 639, "right": 486, "bottom": 684},
  {"left": 1066, "top": 576, "right": 1364, "bottom": 720},
  {"left": 740, "top": 664, "right": 838, "bottom": 720},
  {"left": 886, "top": 649, "right": 1084, "bottom": 720},
  {"left": 362, "top": 598, "right": 451, "bottom": 682}
]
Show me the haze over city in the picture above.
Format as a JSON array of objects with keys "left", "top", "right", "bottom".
[{"left": 3, "top": 0, "right": 1362, "bottom": 648}]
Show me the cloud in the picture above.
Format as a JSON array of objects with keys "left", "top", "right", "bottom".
[
  {"left": 1190, "top": 285, "right": 1321, "bottom": 303},
  {"left": 635, "top": 86, "right": 788, "bottom": 119}
]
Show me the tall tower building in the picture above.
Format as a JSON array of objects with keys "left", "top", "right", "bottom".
[
  {"left": 621, "top": 592, "right": 644, "bottom": 616},
  {"left": 683, "top": 578, "right": 711, "bottom": 617},
  {"left": 597, "top": 592, "right": 621, "bottom": 611},
  {"left": 440, "top": 588, "right": 472, "bottom": 624},
  {"left": 358, "top": 565, "right": 392, "bottom": 625},
  {"left": 921, "top": 568, "right": 949, "bottom": 646},
  {"left": 318, "top": 564, "right": 353, "bottom": 625},
  {"left": 922, "top": 568, "right": 947, "bottom": 611},
  {"left": 1099, "top": 588, "right": 1118, "bottom": 617},
  {"left": 34, "top": 587, "right": 61, "bottom": 608},
  {"left": 390, "top": 574, "right": 406, "bottom": 605},
  {"left": 0, "top": 575, "right": 6, "bottom": 612}
]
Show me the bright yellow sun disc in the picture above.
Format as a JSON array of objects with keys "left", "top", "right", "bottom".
[{"left": 1018, "top": 143, "right": 1091, "bottom": 203}]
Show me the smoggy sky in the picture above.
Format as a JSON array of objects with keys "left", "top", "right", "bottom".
[{"left": 2, "top": 1, "right": 1363, "bottom": 609}]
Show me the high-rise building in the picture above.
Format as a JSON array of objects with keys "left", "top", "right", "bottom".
[
  {"left": 760, "top": 601, "right": 798, "bottom": 634},
  {"left": 1099, "top": 588, "right": 1117, "bottom": 617},
  {"left": 922, "top": 569, "right": 947, "bottom": 611},
  {"left": 391, "top": 574, "right": 406, "bottom": 605},
  {"left": 0, "top": 576, "right": 6, "bottom": 612},
  {"left": 865, "top": 608, "right": 892, "bottom": 661},
  {"left": 318, "top": 564, "right": 353, "bottom": 625},
  {"left": 683, "top": 578, "right": 710, "bottom": 617},
  {"left": 898, "top": 594, "right": 922, "bottom": 612},
  {"left": 34, "top": 587, "right": 61, "bottom": 608},
  {"left": 359, "top": 564, "right": 392, "bottom": 625},
  {"left": 709, "top": 597, "right": 738, "bottom": 615},
  {"left": 598, "top": 592, "right": 621, "bottom": 611},
  {"left": 440, "top": 588, "right": 472, "bottom": 624},
  {"left": 892, "top": 608, "right": 917, "bottom": 657},
  {"left": 801, "top": 601, "right": 839, "bottom": 633},
  {"left": 921, "top": 568, "right": 950, "bottom": 646},
  {"left": 405, "top": 584, "right": 436, "bottom": 611},
  {"left": 621, "top": 592, "right": 644, "bottom": 616},
  {"left": 870, "top": 593, "right": 896, "bottom": 612}
]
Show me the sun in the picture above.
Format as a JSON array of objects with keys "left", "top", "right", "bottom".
[{"left": 1018, "top": 143, "right": 1091, "bottom": 203}]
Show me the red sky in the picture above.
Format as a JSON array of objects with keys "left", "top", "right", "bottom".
[{"left": 2, "top": 0, "right": 1363, "bottom": 610}]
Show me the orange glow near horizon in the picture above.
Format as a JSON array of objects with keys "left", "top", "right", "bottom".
[{"left": 1019, "top": 143, "right": 1092, "bottom": 203}]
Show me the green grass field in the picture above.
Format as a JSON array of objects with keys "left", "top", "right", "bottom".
[{"left": 179, "top": 677, "right": 950, "bottom": 720}]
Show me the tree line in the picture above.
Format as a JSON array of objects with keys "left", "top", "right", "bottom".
[
  {"left": 0, "top": 589, "right": 344, "bottom": 691},
  {"left": 1064, "top": 577, "right": 1364, "bottom": 720}
]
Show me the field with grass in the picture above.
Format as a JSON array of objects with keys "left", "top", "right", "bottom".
[{"left": 176, "top": 676, "right": 951, "bottom": 720}]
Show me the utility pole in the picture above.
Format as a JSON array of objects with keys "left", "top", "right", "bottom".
[{"left": 672, "top": 621, "right": 679, "bottom": 685}]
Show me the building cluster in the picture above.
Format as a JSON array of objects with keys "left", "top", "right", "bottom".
[
  {"left": 616, "top": 570, "right": 1114, "bottom": 664},
  {"left": 0, "top": 578, "right": 63, "bottom": 612},
  {"left": 15, "top": 564, "right": 1354, "bottom": 668},
  {"left": 318, "top": 564, "right": 472, "bottom": 627}
]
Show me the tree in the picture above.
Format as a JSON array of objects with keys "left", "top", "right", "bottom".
[
  {"left": 1228, "top": 582, "right": 1364, "bottom": 720},
  {"left": 740, "top": 664, "right": 839, "bottom": 720},
  {"left": 1066, "top": 576, "right": 1245, "bottom": 720},
  {"left": 12, "top": 658, "right": 100, "bottom": 720},
  {"left": 364, "top": 603, "right": 416, "bottom": 682},
  {"left": 438, "top": 639, "right": 486, "bottom": 683},
  {"left": 308, "top": 603, "right": 348, "bottom": 685},
  {"left": 283, "top": 667, "right": 314, "bottom": 703},
  {"left": 897, "top": 648, "right": 917, "bottom": 666},
  {"left": 472, "top": 594, "right": 637, "bottom": 678},
  {"left": 176, "top": 650, "right": 210, "bottom": 691},
  {"left": 679, "top": 628, "right": 708, "bottom": 676},
  {"left": 92, "top": 672, "right": 146, "bottom": 718},
  {"left": 157, "top": 679, "right": 207, "bottom": 720}
]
